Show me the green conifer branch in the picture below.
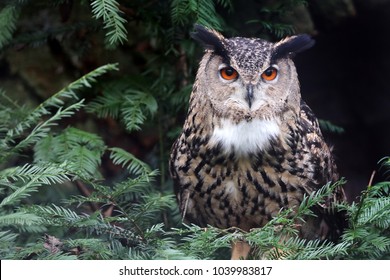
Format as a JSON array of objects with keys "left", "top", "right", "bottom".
[
  {"left": 0, "top": 5, "right": 20, "bottom": 49},
  {"left": 0, "top": 64, "right": 118, "bottom": 162},
  {"left": 90, "top": 0, "right": 128, "bottom": 46}
]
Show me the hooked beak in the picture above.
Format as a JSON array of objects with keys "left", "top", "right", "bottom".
[{"left": 245, "top": 84, "right": 254, "bottom": 108}]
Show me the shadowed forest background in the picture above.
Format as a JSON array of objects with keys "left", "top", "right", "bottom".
[{"left": 0, "top": 0, "right": 389, "bottom": 260}]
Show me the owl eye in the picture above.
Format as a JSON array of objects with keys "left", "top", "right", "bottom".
[
  {"left": 219, "top": 66, "right": 239, "bottom": 81},
  {"left": 261, "top": 67, "right": 278, "bottom": 81}
]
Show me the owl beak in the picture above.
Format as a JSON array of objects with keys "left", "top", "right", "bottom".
[{"left": 246, "top": 84, "right": 254, "bottom": 108}]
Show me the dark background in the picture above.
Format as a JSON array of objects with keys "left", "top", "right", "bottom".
[{"left": 296, "top": 1, "right": 390, "bottom": 201}]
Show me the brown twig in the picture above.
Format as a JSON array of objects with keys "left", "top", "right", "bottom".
[
  {"left": 353, "top": 170, "right": 376, "bottom": 226},
  {"left": 368, "top": 170, "right": 376, "bottom": 189}
]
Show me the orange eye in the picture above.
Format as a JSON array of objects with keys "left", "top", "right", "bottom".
[
  {"left": 261, "top": 67, "right": 278, "bottom": 81},
  {"left": 220, "top": 67, "right": 238, "bottom": 81}
]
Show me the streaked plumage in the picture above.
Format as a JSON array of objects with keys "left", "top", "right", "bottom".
[{"left": 170, "top": 25, "right": 345, "bottom": 258}]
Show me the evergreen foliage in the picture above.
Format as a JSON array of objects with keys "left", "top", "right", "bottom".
[
  {"left": 0, "top": 5, "right": 20, "bottom": 49},
  {"left": 90, "top": 0, "right": 128, "bottom": 47},
  {"left": 171, "top": 0, "right": 233, "bottom": 30},
  {"left": 247, "top": 0, "right": 308, "bottom": 38},
  {"left": 0, "top": 63, "right": 118, "bottom": 163},
  {"left": 86, "top": 78, "right": 158, "bottom": 132},
  {"left": 340, "top": 179, "right": 390, "bottom": 259},
  {"left": 318, "top": 119, "right": 345, "bottom": 134},
  {"left": 0, "top": 0, "right": 389, "bottom": 260}
]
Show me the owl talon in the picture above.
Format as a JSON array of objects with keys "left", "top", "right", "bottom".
[{"left": 231, "top": 240, "right": 251, "bottom": 260}]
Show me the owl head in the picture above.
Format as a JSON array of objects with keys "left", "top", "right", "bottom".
[{"left": 191, "top": 25, "right": 314, "bottom": 123}]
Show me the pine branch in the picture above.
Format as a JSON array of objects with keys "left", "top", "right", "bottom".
[
  {"left": 86, "top": 78, "right": 157, "bottom": 132},
  {"left": 0, "top": 163, "right": 72, "bottom": 207},
  {"left": 0, "top": 64, "right": 118, "bottom": 162},
  {"left": 318, "top": 119, "right": 345, "bottom": 134},
  {"left": 132, "top": 193, "right": 175, "bottom": 226},
  {"left": 171, "top": 0, "right": 232, "bottom": 30},
  {"left": 110, "top": 175, "right": 155, "bottom": 200},
  {"left": 338, "top": 175, "right": 390, "bottom": 259},
  {"left": 266, "top": 237, "right": 349, "bottom": 260},
  {"left": 19, "top": 63, "right": 117, "bottom": 131},
  {"left": 247, "top": 0, "right": 308, "bottom": 38},
  {"left": 86, "top": 91, "right": 122, "bottom": 119},
  {"left": 358, "top": 197, "right": 390, "bottom": 228},
  {"left": 0, "top": 212, "right": 42, "bottom": 227},
  {"left": 8, "top": 20, "right": 101, "bottom": 49},
  {"left": 30, "top": 204, "right": 84, "bottom": 225},
  {"left": 0, "top": 90, "right": 28, "bottom": 141},
  {"left": 65, "top": 238, "right": 114, "bottom": 260},
  {"left": 0, "top": 5, "right": 20, "bottom": 49},
  {"left": 90, "top": 0, "right": 128, "bottom": 47},
  {"left": 171, "top": 224, "right": 231, "bottom": 259},
  {"left": 5, "top": 100, "right": 85, "bottom": 160},
  {"left": 0, "top": 231, "right": 18, "bottom": 247},
  {"left": 109, "top": 147, "right": 154, "bottom": 177},
  {"left": 34, "top": 127, "right": 106, "bottom": 180}
]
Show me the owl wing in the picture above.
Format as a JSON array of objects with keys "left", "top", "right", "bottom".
[
  {"left": 299, "top": 100, "right": 322, "bottom": 137},
  {"left": 298, "top": 100, "right": 347, "bottom": 240},
  {"left": 298, "top": 99, "right": 338, "bottom": 181},
  {"left": 298, "top": 100, "right": 345, "bottom": 197}
]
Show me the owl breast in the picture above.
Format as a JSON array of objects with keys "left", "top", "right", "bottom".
[
  {"left": 174, "top": 129, "right": 309, "bottom": 232},
  {"left": 210, "top": 118, "right": 280, "bottom": 155}
]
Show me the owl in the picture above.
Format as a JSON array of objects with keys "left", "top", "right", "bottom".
[{"left": 169, "top": 25, "right": 346, "bottom": 259}]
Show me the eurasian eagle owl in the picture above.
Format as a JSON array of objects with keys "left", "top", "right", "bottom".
[{"left": 170, "top": 25, "right": 345, "bottom": 259}]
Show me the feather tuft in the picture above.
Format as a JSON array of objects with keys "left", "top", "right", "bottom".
[
  {"left": 190, "top": 24, "right": 228, "bottom": 59},
  {"left": 271, "top": 34, "right": 314, "bottom": 62}
]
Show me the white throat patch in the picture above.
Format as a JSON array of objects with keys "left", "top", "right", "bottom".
[{"left": 210, "top": 118, "right": 280, "bottom": 154}]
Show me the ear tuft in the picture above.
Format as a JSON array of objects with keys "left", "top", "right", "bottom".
[
  {"left": 271, "top": 34, "right": 314, "bottom": 61},
  {"left": 190, "top": 24, "right": 227, "bottom": 58}
]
